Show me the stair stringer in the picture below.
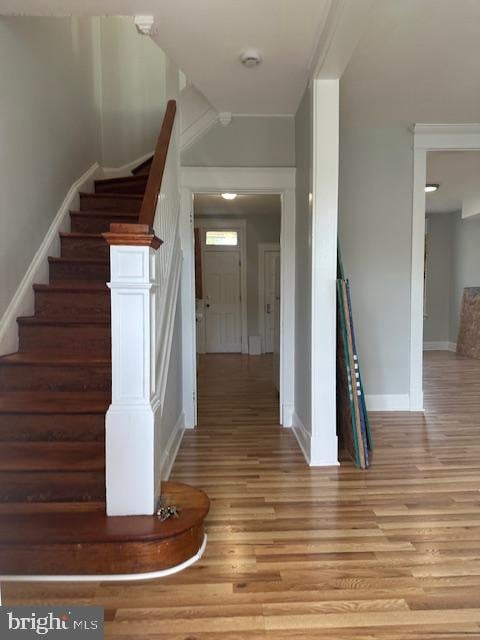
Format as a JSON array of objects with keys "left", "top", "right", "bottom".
[{"left": 179, "top": 84, "right": 220, "bottom": 152}]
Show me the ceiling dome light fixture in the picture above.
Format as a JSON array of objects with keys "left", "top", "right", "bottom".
[
  {"left": 240, "top": 49, "right": 262, "bottom": 68},
  {"left": 221, "top": 193, "right": 237, "bottom": 200},
  {"left": 425, "top": 184, "right": 440, "bottom": 193}
]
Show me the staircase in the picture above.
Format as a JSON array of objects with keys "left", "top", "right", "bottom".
[
  {"left": 0, "top": 104, "right": 209, "bottom": 580},
  {"left": 0, "top": 173, "right": 149, "bottom": 505}
]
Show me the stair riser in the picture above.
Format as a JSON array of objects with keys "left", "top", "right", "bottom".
[
  {"left": 80, "top": 193, "right": 142, "bottom": 213},
  {"left": 70, "top": 213, "right": 137, "bottom": 234},
  {"left": 0, "top": 472, "right": 105, "bottom": 503},
  {"left": 49, "top": 260, "right": 109, "bottom": 283},
  {"left": 0, "top": 365, "right": 111, "bottom": 392},
  {"left": 61, "top": 236, "right": 109, "bottom": 260},
  {"left": 19, "top": 325, "right": 111, "bottom": 357},
  {"left": 94, "top": 178, "right": 148, "bottom": 195},
  {"left": 0, "top": 414, "right": 105, "bottom": 442},
  {"left": 35, "top": 290, "right": 110, "bottom": 319}
]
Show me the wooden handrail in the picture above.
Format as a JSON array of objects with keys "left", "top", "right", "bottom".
[
  {"left": 138, "top": 100, "right": 177, "bottom": 226},
  {"left": 103, "top": 99, "right": 176, "bottom": 249}
]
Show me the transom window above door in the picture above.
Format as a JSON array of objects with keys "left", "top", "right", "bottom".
[{"left": 205, "top": 230, "right": 238, "bottom": 246}]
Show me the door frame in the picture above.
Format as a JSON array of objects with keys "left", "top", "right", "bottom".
[
  {"left": 180, "top": 167, "right": 296, "bottom": 429},
  {"left": 410, "top": 124, "right": 480, "bottom": 410},
  {"left": 258, "top": 242, "right": 281, "bottom": 353},
  {"left": 197, "top": 218, "right": 247, "bottom": 354}
]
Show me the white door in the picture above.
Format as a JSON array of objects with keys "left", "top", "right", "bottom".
[
  {"left": 273, "top": 254, "right": 281, "bottom": 390},
  {"left": 204, "top": 250, "right": 242, "bottom": 353},
  {"left": 263, "top": 251, "right": 280, "bottom": 353}
]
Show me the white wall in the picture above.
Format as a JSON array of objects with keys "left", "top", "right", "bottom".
[
  {"left": 99, "top": 16, "right": 168, "bottom": 167},
  {"left": 0, "top": 15, "right": 172, "bottom": 328},
  {"left": 424, "top": 214, "right": 453, "bottom": 343},
  {"left": 0, "top": 16, "right": 101, "bottom": 323},
  {"left": 294, "top": 87, "right": 312, "bottom": 430},
  {"left": 338, "top": 127, "right": 413, "bottom": 397},
  {"left": 181, "top": 116, "right": 295, "bottom": 167},
  {"left": 195, "top": 213, "right": 281, "bottom": 337}
]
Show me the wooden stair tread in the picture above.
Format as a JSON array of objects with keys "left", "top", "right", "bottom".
[
  {"left": 34, "top": 282, "right": 108, "bottom": 292},
  {"left": 0, "top": 391, "right": 110, "bottom": 414},
  {"left": 0, "top": 483, "right": 208, "bottom": 546},
  {"left": 0, "top": 353, "right": 110, "bottom": 366},
  {"left": 17, "top": 316, "right": 110, "bottom": 326},
  {"left": 48, "top": 256, "right": 108, "bottom": 265},
  {"left": 0, "top": 442, "right": 105, "bottom": 472},
  {"left": 131, "top": 155, "right": 153, "bottom": 175},
  {"left": 95, "top": 174, "right": 148, "bottom": 183},
  {"left": 59, "top": 232, "right": 104, "bottom": 239},
  {"left": 0, "top": 501, "right": 106, "bottom": 514},
  {"left": 95, "top": 175, "right": 148, "bottom": 188},
  {"left": 70, "top": 210, "right": 138, "bottom": 218},
  {"left": 79, "top": 191, "right": 143, "bottom": 201}
]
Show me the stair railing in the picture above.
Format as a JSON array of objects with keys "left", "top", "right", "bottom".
[{"left": 103, "top": 100, "right": 181, "bottom": 516}]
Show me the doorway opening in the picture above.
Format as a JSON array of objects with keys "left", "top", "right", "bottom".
[
  {"left": 193, "top": 193, "right": 282, "bottom": 426},
  {"left": 410, "top": 124, "right": 480, "bottom": 411},
  {"left": 180, "top": 167, "right": 296, "bottom": 430},
  {"left": 422, "top": 149, "right": 480, "bottom": 410}
]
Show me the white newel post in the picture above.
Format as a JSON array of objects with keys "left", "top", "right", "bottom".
[
  {"left": 105, "top": 241, "right": 158, "bottom": 516},
  {"left": 104, "top": 102, "right": 180, "bottom": 517}
]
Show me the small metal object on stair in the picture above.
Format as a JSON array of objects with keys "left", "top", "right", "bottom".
[
  {"left": 156, "top": 504, "right": 182, "bottom": 521},
  {"left": 156, "top": 496, "right": 182, "bottom": 521}
]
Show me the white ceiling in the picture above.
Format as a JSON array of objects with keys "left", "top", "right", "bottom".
[
  {"left": 194, "top": 194, "right": 281, "bottom": 217},
  {"left": 341, "top": 0, "right": 480, "bottom": 127},
  {"left": 0, "top": 0, "right": 333, "bottom": 115},
  {"left": 151, "top": 0, "right": 331, "bottom": 114},
  {"left": 426, "top": 151, "right": 480, "bottom": 215},
  {"left": 6, "top": 0, "right": 479, "bottom": 122}
]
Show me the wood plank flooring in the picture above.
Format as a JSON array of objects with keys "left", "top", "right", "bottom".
[{"left": 4, "top": 351, "right": 480, "bottom": 638}]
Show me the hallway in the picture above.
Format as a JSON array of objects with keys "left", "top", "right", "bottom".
[{"left": 4, "top": 351, "right": 480, "bottom": 637}]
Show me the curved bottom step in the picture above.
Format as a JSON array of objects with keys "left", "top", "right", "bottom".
[{"left": 0, "top": 482, "right": 209, "bottom": 578}]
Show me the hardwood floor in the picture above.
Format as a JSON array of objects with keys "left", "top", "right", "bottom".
[{"left": 4, "top": 351, "right": 480, "bottom": 638}]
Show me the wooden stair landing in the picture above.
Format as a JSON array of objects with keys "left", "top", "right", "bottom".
[
  {"left": 0, "top": 482, "right": 209, "bottom": 576},
  {"left": 0, "top": 150, "right": 208, "bottom": 578}
]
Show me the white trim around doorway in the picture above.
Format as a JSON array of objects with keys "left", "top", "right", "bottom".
[
  {"left": 258, "top": 242, "right": 281, "bottom": 354},
  {"left": 410, "top": 124, "right": 480, "bottom": 411},
  {"left": 180, "top": 167, "right": 296, "bottom": 429}
]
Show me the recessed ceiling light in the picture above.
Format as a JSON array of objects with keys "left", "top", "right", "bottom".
[
  {"left": 221, "top": 193, "right": 237, "bottom": 200},
  {"left": 425, "top": 184, "right": 440, "bottom": 193}
]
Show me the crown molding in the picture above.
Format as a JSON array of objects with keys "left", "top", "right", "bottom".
[{"left": 413, "top": 123, "right": 480, "bottom": 149}]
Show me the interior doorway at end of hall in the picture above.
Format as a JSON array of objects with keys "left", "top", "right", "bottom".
[{"left": 193, "top": 194, "right": 283, "bottom": 388}]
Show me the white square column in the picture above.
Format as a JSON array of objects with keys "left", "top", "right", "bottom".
[{"left": 310, "top": 79, "right": 340, "bottom": 466}]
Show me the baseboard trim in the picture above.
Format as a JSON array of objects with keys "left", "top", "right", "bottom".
[
  {"left": 423, "top": 341, "right": 457, "bottom": 352},
  {"left": 291, "top": 411, "right": 310, "bottom": 464},
  {"left": 292, "top": 411, "right": 339, "bottom": 466},
  {"left": 0, "top": 163, "right": 101, "bottom": 356},
  {"left": 282, "top": 403, "right": 294, "bottom": 428},
  {"left": 0, "top": 534, "right": 207, "bottom": 586},
  {"left": 160, "top": 412, "right": 186, "bottom": 482},
  {"left": 102, "top": 151, "right": 154, "bottom": 178},
  {"left": 366, "top": 394, "right": 410, "bottom": 411}
]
